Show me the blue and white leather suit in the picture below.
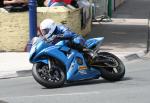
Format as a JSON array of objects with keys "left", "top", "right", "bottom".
[{"left": 48, "top": 24, "right": 85, "bottom": 48}]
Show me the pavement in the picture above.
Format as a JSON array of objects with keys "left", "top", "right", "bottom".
[
  {"left": 0, "top": 0, "right": 150, "bottom": 79},
  {"left": 0, "top": 52, "right": 32, "bottom": 79},
  {"left": 0, "top": 54, "right": 150, "bottom": 103}
]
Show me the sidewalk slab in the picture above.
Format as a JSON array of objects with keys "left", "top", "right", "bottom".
[
  {"left": 0, "top": 52, "right": 32, "bottom": 79},
  {"left": 0, "top": 50, "right": 147, "bottom": 79}
]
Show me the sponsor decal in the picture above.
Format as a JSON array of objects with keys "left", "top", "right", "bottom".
[{"left": 78, "top": 66, "right": 87, "bottom": 70}]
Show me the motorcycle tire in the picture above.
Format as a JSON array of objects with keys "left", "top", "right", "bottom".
[
  {"left": 32, "top": 62, "right": 66, "bottom": 88},
  {"left": 97, "top": 52, "right": 125, "bottom": 81}
]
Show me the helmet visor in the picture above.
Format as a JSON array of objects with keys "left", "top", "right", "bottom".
[{"left": 41, "top": 28, "right": 50, "bottom": 36}]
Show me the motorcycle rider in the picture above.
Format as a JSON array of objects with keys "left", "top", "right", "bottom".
[{"left": 40, "top": 19, "right": 86, "bottom": 52}]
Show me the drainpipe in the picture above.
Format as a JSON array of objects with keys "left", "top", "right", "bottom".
[
  {"left": 114, "top": 0, "right": 116, "bottom": 11},
  {"left": 108, "top": 0, "right": 112, "bottom": 18},
  {"left": 26, "top": 0, "right": 37, "bottom": 52},
  {"left": 147, "top": 12, "right": 150, "bottom": 53}
]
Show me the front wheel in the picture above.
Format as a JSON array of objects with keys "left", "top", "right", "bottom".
[
  {"left": 96, "top": 52, "right": 125, "bottom": 81},
  {"left": 32, "top": 62, "right": 66, "bottom": 88}
]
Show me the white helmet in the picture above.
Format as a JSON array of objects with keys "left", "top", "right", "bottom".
[{"left": 40, "top": 19, "right": 57, "bottom": 37}]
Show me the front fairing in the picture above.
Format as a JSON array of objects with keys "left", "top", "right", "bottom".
[
  {"left": 29, "top": 38, "right": 51, "bottom": 62},
  {"left": 29, "top": 38, "right": 67, "bottom": 63}
]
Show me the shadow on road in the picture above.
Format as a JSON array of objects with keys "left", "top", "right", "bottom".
[
  {"left": 42, "top": 77, "right": 132, "bottom": 89},
  {"left": 64, "top": 79, "right": 109, "bottom": 87},
  {"left": 0, "top": 100, "right": 8, "bottom": 103},
  {"left": 122, "top": 77, "right": 133, "bottom": 81},
  {"left": 64, "top": 77, "right": 132, "bottom": 88}
]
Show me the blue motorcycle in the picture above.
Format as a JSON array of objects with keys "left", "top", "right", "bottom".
[{"left": 29, "top": 35, "right": 125, "bottom": 88}]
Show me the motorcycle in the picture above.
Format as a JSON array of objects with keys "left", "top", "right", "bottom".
[{"left": 29, "top": 35, "right": 125, "bottom": 88}]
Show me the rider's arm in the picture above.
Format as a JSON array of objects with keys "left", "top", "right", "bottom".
[{"left": 56, "top": 24, "right": 78, "bottom": 39}]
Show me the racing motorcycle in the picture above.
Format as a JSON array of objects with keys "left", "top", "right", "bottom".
[{"left": 29, "top": 35, "right": 125, "bottom": 88}]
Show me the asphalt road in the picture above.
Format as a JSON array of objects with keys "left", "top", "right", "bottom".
[{"left": 0, "top": 56, "right": 150, "bottom": 103}]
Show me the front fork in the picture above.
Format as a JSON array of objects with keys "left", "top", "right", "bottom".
[{"left": 48, "top": 58, "right": 54, "bottom": 72}]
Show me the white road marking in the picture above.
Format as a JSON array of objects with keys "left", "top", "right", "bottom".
[{"left": 0, "top": 91, "right": 101, "bottom": 99}]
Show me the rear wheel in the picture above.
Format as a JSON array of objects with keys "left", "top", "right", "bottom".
[
  {"left": 32, "top": 61, "right": 66, "bottom": 88},
  {"left": 95, "top": 52, "right": 125, "bottom": 81}
]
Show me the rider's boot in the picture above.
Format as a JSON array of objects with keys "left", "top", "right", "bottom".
[{"left": 82, "top": 48, "right": 95, "bottom": 64}]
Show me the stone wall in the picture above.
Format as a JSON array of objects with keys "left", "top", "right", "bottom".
[
  {"left": 37, "top": 6, "right": 91, "bottom": 36},
  {"left": 0, "top": 6, "right": 91, "bottom": 51},
  {"left": 0, "top": 10, "right": 29, "bottom": 52}
]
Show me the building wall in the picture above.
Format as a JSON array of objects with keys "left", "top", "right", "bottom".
[
  {"left": 90, "top": 0, "right": 125, "bottom": 18},
  {"left": 115, "top": 0, "right": 125, "bottom": 9},
  {"left": 112, "top": 0, "right": 115, "bottom": 11}
]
